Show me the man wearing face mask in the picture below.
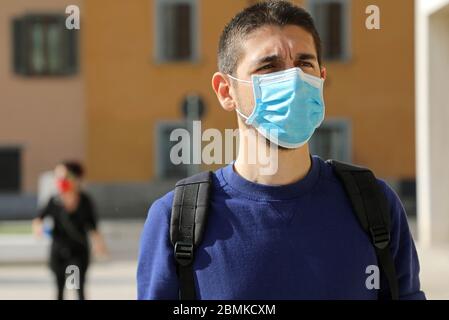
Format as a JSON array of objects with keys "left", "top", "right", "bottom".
[
  {"left": 32, "top": 161, "right": 108, "bottom": 300},
  {"left": 137, "top": 0, "right": 425, "bottom": 300}
]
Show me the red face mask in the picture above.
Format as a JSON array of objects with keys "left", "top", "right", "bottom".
[{"left": 56, "top": 178, "right": 72, "bottom": 193}]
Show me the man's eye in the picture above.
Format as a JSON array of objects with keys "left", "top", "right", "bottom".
[
  {"left": 299, "top": 61, "right": 313, "bottom": 68},
  {"left": 258, "top": 64, "right": 274, "bottom": 71}
]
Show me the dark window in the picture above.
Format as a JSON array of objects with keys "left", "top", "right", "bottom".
[
  {"left": 0, "top": 147, "right": 21, "bottom": 193},
  {"left": 155, "top": 0, "right": 198, "bottom": 62},
  {"left": 13, "top": 14, "right": 78, "bottom": 76},
  {"left": 155, "top": 122, "right": 190, "bottom": 179},
  {"left": 399, "top": 179, "right": 417, "bottom": 217},
  {"left": 309, "top": 119, "right": 351, "bottom": 162},
  {"left": 309, "top": 0, "right": 350, "bottom": 61}
]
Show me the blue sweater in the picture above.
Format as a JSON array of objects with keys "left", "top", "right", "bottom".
[{"left": 137, "top": 155, "right": 425, "bottom": 300}]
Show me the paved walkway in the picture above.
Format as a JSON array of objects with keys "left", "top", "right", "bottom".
[
  {"left": 0, "top": 220, "right": 141, "bottom": 300},
  {"left": 417, "top": 244, "right": 449, "bottom": 299},
  {"left": 0, "top": 260, "right": 137, "bottom": 300}
]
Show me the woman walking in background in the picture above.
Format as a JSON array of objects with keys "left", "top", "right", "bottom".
[{"left": 32, "top": 161, "right": 108, "bottom": 300}]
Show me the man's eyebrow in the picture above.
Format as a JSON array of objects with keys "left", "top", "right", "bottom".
[
  {"left": 251, "top": 53, "right": 317, "bottom": 67},
  {"left": 295, "top": 53, "right": 317, "bottom": 61},
  {"left": 251, "top": 55, "right": 283, "bottom": 67}
]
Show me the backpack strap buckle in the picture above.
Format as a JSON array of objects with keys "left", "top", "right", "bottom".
[
  {"left": 370, "top": 225, "right": 390, "bottom": 250},
  {"left": 174, "top": 241, "right": 194, "bottom": 266}
]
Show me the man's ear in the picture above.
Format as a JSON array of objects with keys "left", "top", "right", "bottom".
[
  {"left": 212, "top": 72, "right": 236, "bottom": 112},
  {"left": 320, "top": 66, "right": 327, "bottom": 80}
]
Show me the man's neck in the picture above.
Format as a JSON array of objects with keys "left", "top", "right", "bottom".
[{"left": 234, "top": 141, "right": 312, "bottom": 186}]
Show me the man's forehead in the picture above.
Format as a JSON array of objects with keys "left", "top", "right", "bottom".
[{"left": 241, "top": 25, "right": 316, "bottom": 64}]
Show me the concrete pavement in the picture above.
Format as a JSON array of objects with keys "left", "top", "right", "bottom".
[
  {"left": 0, "top": 260, "right": 137, "bottom": 300},
  {"left": 0, "top": 219, "right": 142, "bottom": 300}
]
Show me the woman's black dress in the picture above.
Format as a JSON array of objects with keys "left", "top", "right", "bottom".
[{"left": 39, "top": 192, "right": 98, "bottom": 299}]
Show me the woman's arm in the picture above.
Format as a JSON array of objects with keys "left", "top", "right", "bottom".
[
  {"left": 90, "top": 230, "right": 109, "bottom": 258},
  {"left": 32, "top": 197, "right": 54, "bottom": 238},
  {"left": 32, "top": 218, "right": 44, "bottom": 238}
]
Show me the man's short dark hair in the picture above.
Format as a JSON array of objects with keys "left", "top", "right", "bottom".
[{"left": 218, "top": 0, "right": 322, "bottom": 75}]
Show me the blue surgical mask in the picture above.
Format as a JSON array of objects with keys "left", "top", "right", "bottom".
[{"left": 228, "top": 67, "right": 325, "bottom": 149}]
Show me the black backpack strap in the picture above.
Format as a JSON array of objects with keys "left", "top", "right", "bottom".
[
  {"left": 327, "top": 159, "right": 399, "bottom": 300},
  {"left": 170, "top": 171, "right": 213, "bottom": 300}
]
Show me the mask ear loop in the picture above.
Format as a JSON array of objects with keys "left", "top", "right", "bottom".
[
  {"left": 227, "top": 74, "right": 252, "bottom": 84},
  {"left": 226, "top": 74, "right": 252, "bottom": 121}
]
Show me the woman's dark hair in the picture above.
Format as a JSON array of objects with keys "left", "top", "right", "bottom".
[
  {"left": 61, "top": 161, "right": 84, "bottom": 179},
  {"left": 218, "top": 0, "right": 322, "bottom": 75}
]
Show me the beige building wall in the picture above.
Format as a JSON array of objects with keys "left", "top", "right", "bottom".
[
  {"left": 0, "top": 0, "right": 85, "bottom": 193},
  {"left": 325, "top": 0, "right": 415, "bottom": 179},
  {"left": 83, "top": 0, "right": 250, "bottom": 182}
]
